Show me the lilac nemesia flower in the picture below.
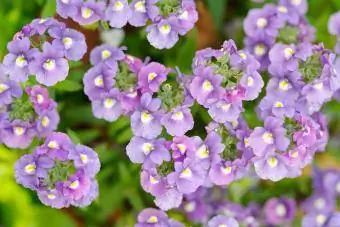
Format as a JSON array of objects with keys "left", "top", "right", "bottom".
[
  {"left": 92, "top": 89, "right": 123, "bottom": 122},
  {"left": 138, "top": 62, "right": 170, "bottom": 93},
  {"left": 130, "top": 93, "right": 162, "bottom": 139},
  {"left": 141, "top": 168, "right": 167, "bottom": 197},
  {"left": 73, "top": 0, "right": 105, "bottom": 25},
  {"left": 49, "top": 27, "right": 87, "bottom": 61},
  {"left": 105, "top": 0, "right": 132, "bottom": 28},
  {"left": 29, "top": 42, "right": 69, "bottom": 86},
  {"left": 253, "top": 153, "right": 289, "bottom": 181},
  {"left": 90, "top": 44, "right": 125, "bottom": 70},
  {"left": 161, "top": 106, "right": 194, "bottom": 136},
  {"left": 207, "top": 215, "right": 239, "bottom": 227},
  {"left": 264, "top": 197, "right": 296, "bottom": 225},
  {"left": 136, "top": 208, "right": 184, "bottom": 227},
  {"left": 37, "top": 132, "right": 73, "bottom": 161},
  {"left": 129, "top": 0, "right": 150, "bottom": 27},
  {"left": 69, "top": 144, "right": 100, "bottom": 178},
  {"left": 208, "top": 99, "right": 243, "bottom": 123},
  {"left": 0, "top": 120, "right": 36, "bottom": 149},
  {"left": 0, "top": 67, "right": 22, "bottom": 105},
  {"left": 3, "top": 37, "right": 38, "bottom": 82},
  {"left": 126, "top": 136, "right": 170, "bottom": 165},
  {"left": 175, "top": 0, "right": 199, "bottom": 35},
  {"left": 147, "top": 17, "right": 179, "bottom": 49}
]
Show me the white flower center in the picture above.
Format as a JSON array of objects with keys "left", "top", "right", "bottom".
[
  {"left": 104, "top": 98, "right": 116, "bottom": 109},
  {"left": 134, "top": 1, "right": 146, "bottom": 12},
  {"left": 63, "top": 37, "right": 73, "bottom": 49},
  {"left": 15, "top": 55, "right": 28, "bottom": 68},
  {"left": 159, "top": 24, "right": 171, "bottom": 35},
  {"left": 171, "top": 111, "right": 184, "bottom": 121},
  {"left": 239, "top": 52, "right": 247, "bottom": 60},
  {"left": 221, "top": 103, "right": 231, "bottom": 111},
  {"left": 47, "top": 193, "right": 56, "bottom": 200},
  {"left": 274, "top": 101, "right": 284, "bottom": 108},
  {"left": 13, "top": 127, "right": 25, "bottom": 136},
  {"left": 101, "top": 50, "right": 111, "bottom": 60},
  {"left": 81, "top": 7, "right": 93, "bottom": 19},
  {"left": 256, "top": 17, "right": 268, "bottom": 28},
  {"left": 61, "top": 0, "right": 69, "bottom": 3},
  {"left": 244, "top": 137, "right": 250, "bottom": 147},
  {"left": 184, "top": 201, "right": 196, "bottom": 212},
  {"left": 202, "top": 80, "right": 213, "bottom": 92},
  {"left": 0, "top": 83, "right": 9, "bottom": 94},
  {"left": 196, "top": 144, "right": 209, "bottom": 159},
  {"left": 41, "top": 116, "right": 50, "bottom": 127},
  {"left": 80, "top": 154, "right": 88, "bottom": 164},
  {"left": 148, "top": 72, "right": 157, "bottom": 81},
  {"left": 262, "top": 132, "right": 274, "bottom": 144},
  {"left": 247, "top": 77, "right": 254, "bottom": 86},
  {"left": 149, "top": 175, "right": 159, "bottom": 184},
  {"left": 48, "top": 140, "right": 59, "bottom": 149},
  {"left": 278, "top": 5, "right": 288, "bottom": 13},
  {"left": 283, "top": 47, "right": 295, "bottom": 59},
  {"left": 267, "top": 157, "right": 278, "bottom": 168},
  {"left": 314, "top": 83, "right": 323, "bottom": 90},
  {"left": 142, "top": 142, "right": 154, "bottom": 155},
  {"left": 43, "top": 59, "right": 56, "bottom": 71},
  {"left": 219, "top": 225, "right": 227, "bottom": 227},
  {"left": 221, "top": 165, "right": 232, "bottom": 175},
  {"left": 113, "top": 1, "right": 124, "bottom": 11},
  {"left": 147, "top": 216, "right": 158, "bottom": 224},
  {"left": 290, "top": 150, "right": 299, "bottom": 158},
  {"left": 180, "top": 167, "right": 192, "bottom": 178},
  {"left": 69, "top": 180, "right": 80, "bottom": 189},
  {"left": 279, "top": 80, "right": 291, "bottom": 91},
  {"left": 24, "top": 163, "right": 36, "bottom": 174},
  {"left": 254, "top": 44, "right": 266, "bottom": 56},
  {"left": 179, "top": 10, "right": 189, "bottom": 20},
  {"left": 36, "top": 94, "right": 44, "bottom": 104},
  {"left": 316, "top": 214, "right": 327, "bottom": 225},
  {"left": 177, "top": 144, "right": 187, "bottom": 154},
  {"left": 276, "top": 204, "right": 287, "bottom": 217},
  {"left": 94, "top": 75, "right": 104, "bottom": 87},
  {"left": 141, "top": 112, "right": 153, "bottom": 124}
]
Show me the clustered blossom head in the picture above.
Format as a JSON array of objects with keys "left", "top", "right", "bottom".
[
  {"left": 56, "top": 0, "right": 198, "bottom": 49},
  {"left": 3, "top": 17, "right": 86, "bottom": 86},
  {"left": 135, "top": 208, "right": 184, "bottom": 227},
  {"left": 14, "top": 132, "right": 100, "bottom": 208},
  {"left": 0, "top": 67, "right": 59, "bottom": 149},
  {"left": 244, "top": 0, "right": 315, "bottom": 70},
  {"left": 190, "top": 40, "right": 264, "bottom": 123},
  {"left": 301, "top": 167, "right": 340, "bottom": 226}
]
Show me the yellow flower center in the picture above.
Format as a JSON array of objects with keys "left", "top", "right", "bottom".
[
  {"left": 274, "top": 101, "right": 284, "bottom": 108},
  {"left": 94, "top": 75, "right": 104, "bottom": 87},
  {"left": 267, "top": 157, "right": 278, "bottom": 168},
  {"left": 142, "top": 143, "right": 154, "bottom": 155},
  {"left": 15, "top": 55, "right": 28, "bottom": 68},
  {"left": 197, "top": 145, "right": 209, "bottom": 159},
  {"left": 43, "top": 59, "right": 56, "bottom": 71},
  {"left": 24, "top": 164, "right": 36, "bottom": 174},
  {"left": 101, "top": 50, "right": 112, "bottom": 60},
  {"left": 148, "top": 72, "right": 157, "bottom": 81},
  {"left": 276, "top": 204, "right": 287, "bottom": 217},
  {"left": 239, "top": 52, "right": 247, "bottom": 60},
  {"left": 0, "top": 83, "right": 9, "bottom": 94},
  {"left": 69, "top": 180, "right": 80, "bottom": 190},
  {"left": 291, "top": 0, "right": 302, "bottom": 6},
  {"left": 104, "top": 98, "right": 116, "bottom": 109},
  {"left": 63, "top": 37, "right": 73, "bottom": 49},
  {"left": 177, "top": 144, "right": 187, "bottom": 153},
  {"left": 278, "top": 5, "right": 288, "bottom": 13},
  {"left": 221, "top": 165, "right": 232, "bottom": 175},
  {"left": 184, "top": 202, "right": 196, "bottom": 212},
  {"left": 171, "top": 111, "right": 184, "bottom": 121},
  {"left": 247, "top": 77, "right": 254, "bottom": 86},
  {"left": 316, "top": 214, "right": 327, "bottom": 225},
  {"left": 244, "top": 137, "right": 250, "bottom": 147},
  {"left": 284, "top": 47, "right": 295, "bottom": 59},
  {"left": 81, "top": 7, "right": 93, "bottom": 19},
  {"left": 14, "top": 127, "right": 25, "bottom": 136},
  {"left": 134, "top": 1, "right": 146, "bottom": 12},
  {"left": 149, "top": 176, "right": 159, "bottom": 184},
  {"left": 314, "top": 83, "right": 323, "bottom": 90},
  {"left": 147, "top": 216, "right": 158, "bottom": 223},
  {"left": 47, "top": 194, "right": 56, "bottom": 200},
  {"left": 80, "top": 154, "right": 88, "bottom": 164},
  {"left": 290, "top": 150, "right": 299, "bottom": 158},
  {"left": 256, "top": 17, "right": 268, "bottom": 28},
  {"left": 141, "top": 112, "right": 153, "bottom": 124},
  {"left": 179, "top": 10, "right": 189, "bottom": 20},
  {"left": 262, "top": 132, "right": 274, "bottom": 144},
  {"left": 159, "top": 24, "right": 171, "bottom": 35},
  {"left": 48, "top": 140, "right": 59, "bottom": 149},
  {"left": 41, "top": 116, "right": 50, "bottom": 127},
  {"left": 113, "top": 1, "right": 124, "bottom": 11},
  {"left": 180, "top": 167, "right": 192, "bottom": 178},
  {"left": 254, "top": 44, "right": 266, "bottom": 56},
  {"left": 279, "top": 80, "right": 291, "bottom": 91},
  {"left": 202, "top": 80, "right": 213, "bottom": 92}
]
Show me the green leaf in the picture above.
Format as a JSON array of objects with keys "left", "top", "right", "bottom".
[
  {"left": 54, "top": 80, "right": 82, "bottom": 92},
  {"left": 67, "top": 129, "right": 81, "bottom": 144},
  {"left": 41, "top": 0, "right": 56, "bottom": 18},
  {"left": 206, "top": 0, "right": 227, "bottom": 29},
  {"left": 175, "top": 29, "right": 197, "bottom": 73},
  {"left": 34, "top": 207, "right": 76, "bottom": 227}
]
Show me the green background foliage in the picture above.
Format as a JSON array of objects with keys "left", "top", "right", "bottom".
[{"left": 0, "top": 0, "right": 339, "bottom": 226}]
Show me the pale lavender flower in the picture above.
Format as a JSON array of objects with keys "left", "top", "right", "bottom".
[
  {"left": 90, "top": 44, "right": 125, "bottom": 70},
  {"left": 0, "top": 120, "right": 36, "bottom": 149},
  {"left": 91, "top": 89, "right": 123, "bottom": 122},
  {"left": 253, "top": 153, "right": 289, "bottom": 181},
  {"left": 161, "top": 106, "right": 194, "bottom": 136},
  {"left": 73, "top": 0, "right": 105, "bottom": 25},
  {"left": 207, "top": 215, "right": 239, "bottom": 227},
  {"left": 264, "top": 197, "right": 296, "bottom": 225},
  {"left": 137, "top": 62, "right": 170, "bottom": 93},
  {"left": 105, "top": 0, "right": 132, "bottom": 28},
  {"left": 56, "top": 0, "right": 81, "bottom": 19},
  {"left": 147, "top": 17, "right": 179, "bottom": 49}
]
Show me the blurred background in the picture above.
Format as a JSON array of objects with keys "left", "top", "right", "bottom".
[{"left": 0, "top": 0, "right": 339, "bottom": 226}]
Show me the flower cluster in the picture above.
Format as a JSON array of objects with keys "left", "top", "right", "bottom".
[
  {"left": 14, "top": 132, "right": 100, "bottom": 208},
  {"left": 56, "top": 0, "right": 198, "bottom": 49},
  {"left": 244, "top": 0, "right": 315, "bottom": 70},
  {"left": 190, "top": 40, "right": 263, "bottom": 123},
  {"left": 0, "top": 66, "right": 59, "bottom": 149},
  {"left": 3, "top": 17, "right": 86, "bottom": 86},
  {"left": 301, "top": 167, "right": 340, "bottom": 226}
]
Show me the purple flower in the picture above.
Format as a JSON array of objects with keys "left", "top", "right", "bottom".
[
  {"left": 209, "top": 159, "right": 244, "bottom": 186},
  {"left": 49, "top": 27, "right": 87, "bottom": 61},
  {"left": 279, "top": 0, "right": 308, "bottom": 15},
  {"left": 36, "top": 109, "right": 60, "bottom": 136},
  {"left": 249, "top": 117, "right": 290, "bottom": 156},
  {"left": 130, "top": 93, "right": 162, "bottom": 139},
  {"left": 161, "top": 106, "right": 194, "bottom": 136},
  {"left": 90, "top": 44, "right": 125, "bottom": 70},
  {"left": 302, "top": 211, "right": 340, "bottom": 227},
  {"left": 128, "top": 0, "right": 149, "bottom": 27},
  {"left": 105, "top": 0, "right": 131, "bottom": 28},
  {"left": 0, "top": 119, "right": 36, "bottom": 149},
  {"left": 73, "top": 0, "right": 105, "bottom": 25},
  {"left": 56, "top": 0, "right": 81, "bottom": 19},
  {"left": 264, "top": 197, "right": 296, "bottom": 225},
  {"left": 253, "top": 154, "right": 289, "bottom": 181},
  {"left": 3, "top": 37, "right": 38, "bottom": 82},
  {"left": 29, "top": 42, "right": 69, "bottom": 86},
  {"left": 14, "top": 154, "right": 53, "bottom": 190},
  {"left": 58, "top": 170, "right": 91, "bottom": 201},
  {"left": 328, "top": 12, "right": 340, "bottom": 36},
  {"left": 154, "top": 187, "right": 183, "bottom": 211},
  {"left": 258, "top": 95, "right": 296, "bottom": 119},
  {"left": 137, "top": 62, "right": 170, "bottom": 93},
  {"left": 0, "top": 70, "right": 22, "bottom": 105},
  {"left": 126, "top": 136, "right": 170, "bottom": 165},
  {"left": 91, "top": 89, "right": 123, "bottom": 122},
  {"left": 30, "top": 18, "right": 65, "bottom": 36},
  {"left": 207, "top": 215, "right": 239, "bottom": 227},
  {"left": 141, "top": 168, "right": 167, "bottom": 197},
  {"left": 171, "top": 136, "right": 196, "bottom": 162},
  {"left": 175, "top": 0, "right": 198, "bottom": 36},
  {"left": 37, "top": 132, "right": 73, "bottom": 160},
  {"left": 136, "top": 208, "right": 184, "bottom": 227},
  {"left": 167, "top": 158, "right": 206, "bottom": 194},
  {"left": 147, "top": 17, "right": 179, "bottom": 49},
  {"left": 243, "top": 5, "right": 283, "bottom": 38},
  {"left": 240, "top": 71, "right": 264, "bottom": 101},
  {"left": 208, "top": 99, "right": 243, "bottom": 123},
  {"left": 69, "top": 144, "right": 100, "bottom": 178},
  {"left": 189, "top": 66, "right": 223, "bottom": 107},
  {"left": 38, "top": 188, "right": 69, "bottom": 208},
  {"left": 26, "top": 85, "right": 56, "bottom": 112},
  {"left": 72, "top": 180, "right": 99, "bottom": 207},
  {"left": 293, "top": 114, "right": 319, "bottom": 148}
]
